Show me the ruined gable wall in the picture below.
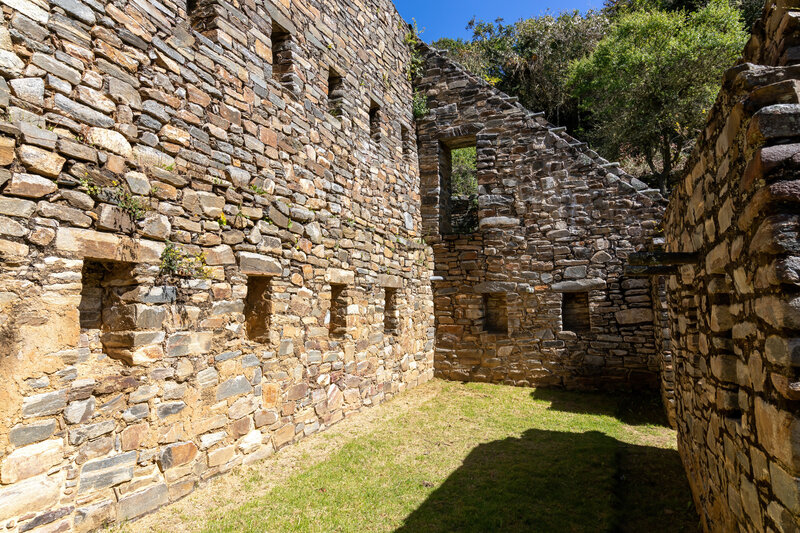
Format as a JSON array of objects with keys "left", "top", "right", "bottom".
[
  {"left": 665, "top": 0, "right": 800, "bottom": 529},
  {"left": 415, "top": 48, "right": 668, "bottom": 390},
  {"left": 0, "top": 0, "right": 434, "bottom": 529}
]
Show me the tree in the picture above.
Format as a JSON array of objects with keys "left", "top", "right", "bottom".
[
  {"left": 568, "top": 0, "right": 747, "bottom": 193},
  {"left": 432, "top": 12, "right": 609, "bottom": 129}
]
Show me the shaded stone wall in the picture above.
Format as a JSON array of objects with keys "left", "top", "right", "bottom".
[
  {"left": 665, "top": 0, "right": 800, "bottom": 529},
  {"left": 0, "top": 0, "right": 434, "bottom": 529},
  {"left": 415, "top": 48, "right": 668, "bottom": 390}
]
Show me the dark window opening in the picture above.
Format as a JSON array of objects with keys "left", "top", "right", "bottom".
[
  {"left": 244, "top": 276, "right": 272, "bottom": 343},
  {"left": 484, "top": 293, "right": 508, "bottom": 334},
  {"left": 79, "top": 260, "right": 143, "bottom": 362},
  {"left": 369, "top": 100, "right": 381, "bottom": 141},
  {"left": 271, "top": 22, "right": 292, "bottom": 85},
  {"left": 186, "top": 0, "right": 197, "bottom": 13},
  {"left": 384, "top": 288, "right": 399, "bottom": 334},
  {"left": 439, "top": 137, "right": 478, "bottom": 234},
  {"left": 329, "top": 283, "right": 348, "bottom": 337},
  {"left": 401, "top": 125, "right": 411, "bottom": 157},
  {"left": 562, "top": 292, "right": 591, "bottom": 334},
  {"left": 327, "top": 68, "right": 344, "bottom": 117}
]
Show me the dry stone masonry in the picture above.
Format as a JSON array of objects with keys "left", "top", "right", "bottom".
[
  {"left": 0, "top": 0, "right": 435, "bottom": 529},
  {"left": 665, "top": 0, "right": 800, "bottom": 530},
  {"left": 0, "top": 0, "right": 798, "bottom": 528},
  {"left": 414, "top": 46, "right": 669, "bottom": 391}
]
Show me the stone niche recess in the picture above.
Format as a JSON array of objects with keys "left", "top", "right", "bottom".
[{"left": 0, "top": 0, "right": 434, "bottom": 528}]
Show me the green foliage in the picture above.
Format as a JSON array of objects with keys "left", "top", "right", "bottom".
[
  {"left": 110, "top": 181, "right": 148, "bottom": 220},
  {"left": 568, "top": 0, "right": 746, "bottom": 191},
  {"left": 604, "top": 0, "right": 762, "bottom": 30},
  {"left": 159, "top": 241, "right": 210, "bottom": 279},
  {"left": 433, "top": 11, "right": 610, "bottom": 128},
  {"left": 450, "top": 147, "right": 477, "bottom": 197},
  {"left": 412, "top": 90, "right": 429, "bottom": 119},
  {"left": 404, "top": 19, "right": 425, "bottom": 81},
  {"left": 80, "top": 178, "right": 148, "bottom": 220}
]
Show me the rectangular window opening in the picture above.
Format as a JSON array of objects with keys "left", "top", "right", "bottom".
[
  {"left": 440, "top": 139, "right": 478, "bottom": 234},
  {"left": 329, "top": 283, "right": 348, "bottom": 337},
  {"left": 327, "top": 68, "right": 344, "bottom": 117},
  {"left": 562, "top": 292, "right": 591, "bottom": 335},
  {"left": 79, "top": 259, "right": 141, "bottom": 360},
  {"left": 484, "top": 293, "right": 508, "bottom": 335},
  {"left": 384, "top": 288, "right": 399, "bottom": 334},
  {"left": 245, "top": 276, "right": 272, "bottom": 343},
  {"left": 369, "top": 100, "right": 381, "bottom": 141},
  {"left": 271, "top": 22, "right": 292, "bottom": 84}
]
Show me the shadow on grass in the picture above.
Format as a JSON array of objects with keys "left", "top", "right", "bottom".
[
  {"left": 395, "top": 428, "right": 699, "bottom": 533},
  {"left": 530, "top": 388, "right": 672, "bottom": 427}
]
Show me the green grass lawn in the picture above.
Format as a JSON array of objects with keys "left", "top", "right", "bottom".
[{"left": 129, "top": 380, "right": 698, "bottom": 533}]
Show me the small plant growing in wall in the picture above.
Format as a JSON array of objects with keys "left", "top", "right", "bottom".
[
  {"left": 412, "top": 91, "right": 429, "bottom": 119},
  {"left": 159, "top": 241, "right": 210, "bottom": 279},
  {"left": 404, "top": 19, "right": 424, "bottom": 81},
  {"left": 79, "top": 177, "right": 149, "bottom": 220}
]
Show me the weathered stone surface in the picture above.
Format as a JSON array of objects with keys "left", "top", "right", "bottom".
[
  {"left": 9, "top": 77, "right": 44, "bottom": 106},
  {"left": 78, "top": 452, "right": 136, "bottom": 493},
  {"left": 217, "top": 376, "right": 252, "bottom": 401},
  {"left": 5, "top": 173, "right": 57, "bottom": 198},
  {"left": 118, "top": 484, "right": 168, "bottom": 520},
  {"left": 9, "top": 420, "right": 57, "bottom": 447},
  {"left": 0, "top": 439, "right": 63, "bottom": 483},
  {"left": 17, "top": 145, "right": 66, "bottom": 178},
  {"left": 22, "top": 390, "right": 66, "bottom": 418},
  {"left": 85, "top": 128, "right": 132, "bottom": 157},
  {"left": 158, "top": 441, "right": 198, "bottom": 470},
  {"left": 615, "top": 308, "right": 654, "bottom": 325},
  {"left": 239, "top": 251, "right": 281, "bottom": 275},
  {"left": 0, "top": 474, "right": 62, "bottom": 519}
]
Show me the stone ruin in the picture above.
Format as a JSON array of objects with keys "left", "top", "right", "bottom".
[{"left": 0, "top": 0, "right": 795, "bottom": 529}]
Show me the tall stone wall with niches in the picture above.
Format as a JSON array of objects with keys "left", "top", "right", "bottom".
[
  {"left": 664, "top": 0, "right": 800, "bottom": 530},
  {"left": 414, "top": 46, "right": 668, "bottom": 391},
  {"left": 0, "top": 0, "right": 434, "bottom": 529}
]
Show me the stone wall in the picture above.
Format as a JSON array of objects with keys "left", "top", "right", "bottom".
[
  {"left": 414, "top": 47, "right": 668, "bottom": 390},
  {"left": 0, "top": 0, "right": 435, "bottom": 529},
  {"left": 665, "top": 0, "right": 800, "bottom": 529}
]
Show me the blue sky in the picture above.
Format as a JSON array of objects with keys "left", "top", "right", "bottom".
[{"left": 392, "top": 0, "right": 604, "bottom": 42}]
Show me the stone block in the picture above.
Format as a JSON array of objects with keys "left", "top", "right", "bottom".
[
  {"left": 9, "top": 420, "right": 56, "bottom": 447},
  {"left": 217, "top": 376, "right": 252, "bottom": 401},
  {"left": 158, "top": 441, "right": 198, "bottom": 470},
  {"left": 207, "top": 445, "right": 236, "bottom": 467},
  {"left": 765, "top": 336, "right": 800, "bottom": 366},
  {"left": 326, "top": 268, "right": 354, "bottom": 285},
  {"left": 615, "top": 308, "right": 653, "bottom": 325},
  {"left": 86, "top": 127, "right": 132, "bottom": 157},
  {"left": 156, "top": 401, "right": 186, "bottom": 419},
  {"left": 17, "top": 145, "right": 65, "bottom": 178},
  {"left": 78, "top": 451, "right": 136, "bottom": 493},
  {"left": 551, "top": 279, "right": 606, "bottom": 292},
  {"left": 755, "top": 397, "right": 800, "bottom": 474},
  {"left": 22, "top": 390, "right": 66, "bottom": 418},
  {"left": 238, "top": 430, "right": 263, "bottom": 454},
  {"left": 166, "top": 331, "right": 213, "bottom": 357},
  {"left": 73, "top": 500, "right": 116, "bottom": 533},
  {"left": 1, "top": 439, "right": 63, "bottom": 483},
  {"left": 272, "top": 424, "right": 295, "bottom": 448},
  {"left": 0, "top": 473, "right": 62, "bottom": 520},
  {"left": 118, "top": 483, "right": 168, "bottom": 521},
  {"left": 239, "top": 251, "right": 281, "bottom": 275},
  {"left": 5, "top": 173, "right": 57, "bottom": 198}
]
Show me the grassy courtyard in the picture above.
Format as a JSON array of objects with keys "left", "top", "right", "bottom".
[{"left": 123, "top": 380, "right": 698, "bottom": 533}]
